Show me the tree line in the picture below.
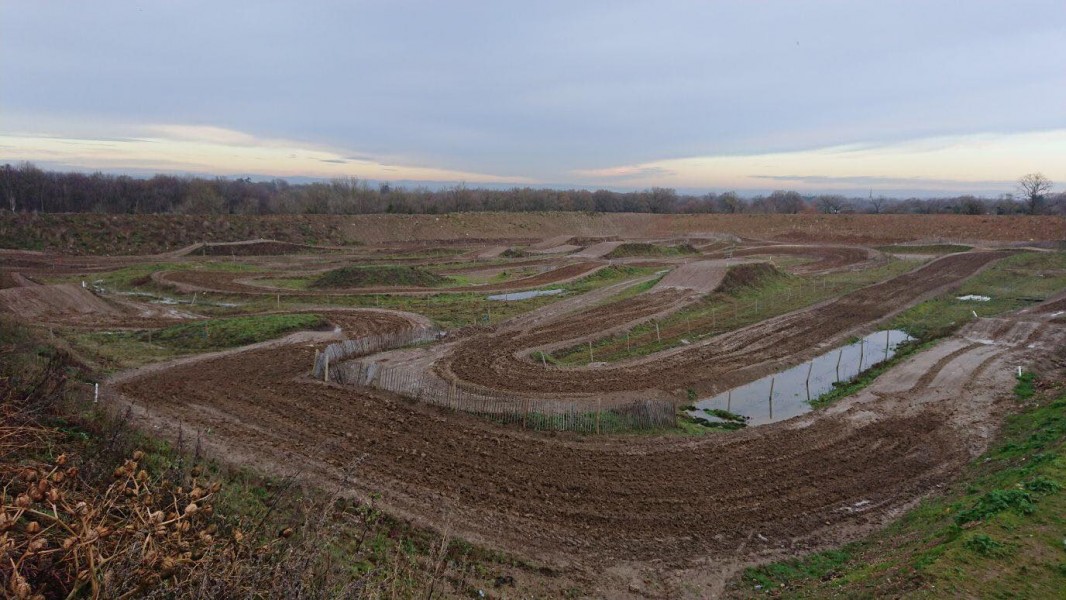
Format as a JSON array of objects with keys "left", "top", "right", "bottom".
[{"left": 1, "top": 163, "right": 1061, "bottom": 216}]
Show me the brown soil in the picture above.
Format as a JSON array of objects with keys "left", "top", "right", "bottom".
[
  {"left": 155, "top": 262, "right": 605, "bottom": 296},
  {"left": 709, "top": 244, "right": 876, "bottom": 273},
  {"left": 110, "top": 302, "right": 1062, "bottom": 597},
  {"left": 439, "top": 252, "right": 1009, "bottom": 396},
  {"left": 652, "top": 261, "right": 731, "bottom": 292},
  {"left": 6, "top": 213, "right": 1063, "bottom": 255}
]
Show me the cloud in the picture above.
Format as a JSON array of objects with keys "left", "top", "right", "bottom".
[
  {"left": 567, "top": 130, "right": 1066, "bottom": 193},
  {"left": 0, "top": 122, "right": 535, "bottom": 185}
]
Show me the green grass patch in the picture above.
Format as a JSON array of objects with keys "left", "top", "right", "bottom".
[
  {"left": 808, "top": 339, "right": 932, "bottom": 409},
  {"left": 1015, "top": 371, "right": 1037, "bottom": 399},
  {"left": 65, "top": 314, "right": 329, "bottom": 370},
  {"left": 604, "top": 242, "right": 698, "bottom": 259},
  {"left": 891, "top": 251, "right": 1066, "bottom": 342},
  {"left": 552, "top": 259, "right": 919, "bottom": 365},
  {"left": 311, "top": 265, "right": 446, "bottom": 288},
  {"left": 737, "top": 379, "right": 1066, "bottom": 598}
]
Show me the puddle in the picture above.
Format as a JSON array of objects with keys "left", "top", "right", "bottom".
[
  {"left": 487, "top": 289, "right": 564, "bottom": 301},
  {"left": 958, "top": 294, "right": 991, "bottom": 302},
  {"left": 689, "top": 330, "right": 914, "bottom": 426}
]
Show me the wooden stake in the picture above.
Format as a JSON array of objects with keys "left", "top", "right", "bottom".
[
  {"left": 836, "top": 349, "right": 843, "bottom": 382},
  {"left": 806, "top": 361, "right": 814, "bottom": 402},
  {"left": 655, "top": 322, "right": 661, "bottom": 342},
  {"left": 884, "top": 329, "right": 890, "bottom": 362},
  {"left": 588, "top": 341, "right": 594, "bottom": 363}
]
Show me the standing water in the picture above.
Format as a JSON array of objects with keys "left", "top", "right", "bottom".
[{"left": 690, "top": 330, "right": 914, "bottom": 426}]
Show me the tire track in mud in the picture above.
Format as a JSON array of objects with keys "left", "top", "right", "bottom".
[
  {"left": 440, "top": 252, "right": 1009, "bottom": 395},
  {"left": 111, "top": 330, "right": 995, "bottom": 567},
  {"left": 111, "top": 283, "right": 1064, "bottom": 587}
]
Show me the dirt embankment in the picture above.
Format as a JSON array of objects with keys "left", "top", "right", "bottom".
[
  {"left": 4, "top": 212, "right": 1063, "bottom": 255},
  {"left": 439, "top": 252, "right": 1009, "bottom": 396},
  {"left": 155, "top": 262, "right": 604, "bottom": 296}
]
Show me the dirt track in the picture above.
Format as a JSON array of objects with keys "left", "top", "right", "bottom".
[
  {"left": 110, "top": 296, "right": 1063, "bottom": 596},
  {"left": 154, "top": 261, "right": 605, "bottom": 296},
  {"left": 439, "top": 252, "right": 1009, "bottom": 395}
]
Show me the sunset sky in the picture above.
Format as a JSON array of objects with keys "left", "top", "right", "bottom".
[{"left": 2, "top": 1, "right": 1064, "bottom": 196}]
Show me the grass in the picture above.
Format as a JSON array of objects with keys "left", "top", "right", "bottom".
[
  {"left": 551, "top": 258, "right": 919, "bottom": 365},
  {"left": 64, "top": 313, "right": 328, "bottom": 370},
  {"left": 261, "top": 264, "right": 660, "bottom": 330},
  {"left": 311, "top": 265, "right": 447, "bottom": 288},
  {"left": 876, "top": 244, "right": 973, "bottom": 254},
  {"left": 603, "top": 242, "right": 698, "bottom": 258},
  {"left": 736, "top": 377, "right": 1066, "bottom": 598},
  {"left": 807, "top": 339, "right": 932, "bottom": 409},
  {"left": 891, "top": 251, "right": 1066, "bottom": 341},
  {"left": 0, "top": 317, "right": 544, "bottom": 598}
]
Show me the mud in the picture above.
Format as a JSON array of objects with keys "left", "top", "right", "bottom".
[
  {"left": 440, "top": 252, "right": 1009, "bottom": 395},
  {"left": 110, "top": 300, "right": 1063, "bottom": 597}
]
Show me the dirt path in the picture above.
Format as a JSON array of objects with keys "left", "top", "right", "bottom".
[
  {"left": 438, "top": 251, "right": 1009, "bottom": 396},
  {"left": 109, "top": 293, "right": 1063, "bottom": 598},
  {"left": 153, "top": 261, "right": 606, "bottom": 296}
]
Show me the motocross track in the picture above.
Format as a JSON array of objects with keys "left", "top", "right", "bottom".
[
  {"left": 110, "top": 295, "right": 1064, "bottom": 597},
  {"left": 152, "top": 261, "right": 605, "bottom": 296},
  {"left": 708, "top": 244, "right": 879, "bottom": 273},
  {"left": 439, "top": 251, "right": 1009, "bottom": 396}
]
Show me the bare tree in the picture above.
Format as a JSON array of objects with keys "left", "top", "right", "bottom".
[
  {"left": 1017, "top": 173, "right": 1053, "bottom": 215},
  {"left": 869, "top": 195, "right": 888, "bottom": 214}
]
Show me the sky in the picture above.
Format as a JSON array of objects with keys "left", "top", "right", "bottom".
[{"left": 2, "top": 1, "right": 1065, "bottom": 197}]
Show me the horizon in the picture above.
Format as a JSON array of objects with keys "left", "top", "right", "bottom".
[{"left": 2, "top": 2, "right": 1064, "bottom": 196}]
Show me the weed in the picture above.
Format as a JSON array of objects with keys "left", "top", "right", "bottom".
[
  {"left": 1015, "top": 371, "right": 1037, "bottom": 400},
  {"left": 963, "top": 534, "right": 1010, "bottom": 557}
]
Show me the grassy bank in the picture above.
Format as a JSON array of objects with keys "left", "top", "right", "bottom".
[
  {"left": 735, "top": 374, "right": 1066, "bottom": 597},
  {"left": 551, "top": 258, "right": 918, "bottom": 365},
  {"left": 63, "top": 313, "right": 328, "bottom": 370},
  {"left": 891, "top": 251, "right": 1066, "bottom": 341}
]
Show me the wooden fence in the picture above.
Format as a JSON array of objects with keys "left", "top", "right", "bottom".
[
  {"left": 330, "top": 360, "right": 677, "bottom": 434},
  {"left": 311, "top": 326, "right": 444, "bottom": 380}
]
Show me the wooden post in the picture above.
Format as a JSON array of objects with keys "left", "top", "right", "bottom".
[
  {"left": 626, "top": 330, "right": 631, "bottom": 351},
  {"left": 806, "top": 360, "right": 814, "bottom": 402},
  {"left": 277, "top": 293, "right": 281, "bottom": 309},
  {"left": 884, "top": 329, "right": 890, "bottom": 362},
  {"left": 541, "top": 352, "right": 547, "bottom": 368},
  {"left": 836, "top": 349, "right": 843, "bottom": 382},
  {"left": 312, "top": 349, "right": 319, "bottom": 376},
  {"left": 859, "top": 338, "right": 864, "bottom": 371},
  {"left": 727, "top": 388, "right": 732, "bottom": 412},
  {"left": 323, "top": 357, "right": 329, "bottom": 382},
  {"left": 192, "top": 292, "right": 197, "bottom": 305},
  {"left": 655, "top": 322, "right": 661, "bottom": 342},
  {"left": 588, "top": 341, "right": 593, "bottom": 363},
  {"left": 768, "top": 376, "right": 775, "bottom": 402}
]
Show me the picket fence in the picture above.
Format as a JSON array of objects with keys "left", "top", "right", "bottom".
[{"left": 312, "top": 329, "right": 677, "bottom": 433}]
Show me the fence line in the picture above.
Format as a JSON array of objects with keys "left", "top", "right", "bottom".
[
  {"left": 329, "top": 360, "right": 676, "bottom": 434},
  {"left": 311, "top": 326, "right": 444, "bottom": 379}
]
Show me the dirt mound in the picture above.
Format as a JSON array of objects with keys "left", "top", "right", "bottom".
[
  {"left": 718, "top": 245, "right": 874, "bottom": 273},
  {"left": 192, "top": 239, "right": 328, "bottom": 256},
  {"left": 0, "top": 272, "right": 20, "bottom": 289},
  {"left": 604, "top": 242, "right": 698, "bottom": 259},
  {"left": 528, "top": 235, "right": 572, "bottom": 250},
  {"left": 653, "top": 261, "right": 731, "bottom": 292},
  {"left": 528, "top": 243, "right": 581, "bottom": 255},
  {"left": 715, "top": 262, "right": 787, "bottom": 294},
  {"left": 311, "top": 266, "right": 446, "bottom": 288},
  {"left": 474, "top": 246, "right": 509, "bottom": 260},
  {"left": 0, "top": 283, "right": 122, "bottom": 321},
  {"left": 571, "top": 241, "right": 625, "bottom": 258}
]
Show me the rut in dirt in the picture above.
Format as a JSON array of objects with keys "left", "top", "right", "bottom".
[{"left": 439, "top": 251, "right": 1008, "bottom": 395}]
